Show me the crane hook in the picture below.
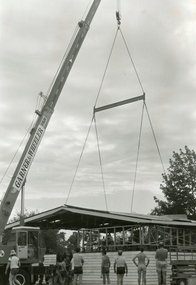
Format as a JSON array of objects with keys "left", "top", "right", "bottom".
[
  {"left": 116, "top": 11, "right": 121, "bottom": 26},
  {"left": 116, "top": 0, "right": 121, "bottom": 26}
]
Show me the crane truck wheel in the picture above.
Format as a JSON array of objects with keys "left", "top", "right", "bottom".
[{"left": 15, "top": 269, "right": 30, "bottom": 285}]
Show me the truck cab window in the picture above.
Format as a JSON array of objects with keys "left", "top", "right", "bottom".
[{"left": 18, "top": 232, "right": 27, "bottom": 246}]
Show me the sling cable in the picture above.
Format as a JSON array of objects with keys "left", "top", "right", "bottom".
[
  {"left": 66, "top": 1, "right": 145, "bottom": 212},
  {"left": 66, "top": 1, "right": 165, "bottom": 213},
  {"left": 93, "top": 2, "right": 146, "bottom": 213}
]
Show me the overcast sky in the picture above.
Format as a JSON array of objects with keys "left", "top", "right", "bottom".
[{"left": 0, "top": 0, "right": 196, "bottom": 220}]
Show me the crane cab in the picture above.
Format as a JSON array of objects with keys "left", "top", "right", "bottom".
[{"left": 7, "top": 226, "right": 46, "bottom": 263}]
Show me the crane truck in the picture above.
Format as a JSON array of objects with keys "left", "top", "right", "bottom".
[{"left": 0, "top": 1, "right": 101, "bottom": 284}]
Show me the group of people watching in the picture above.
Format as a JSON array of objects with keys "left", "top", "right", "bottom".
[
  {"left": 56, "top": 247, "right": 84, "bottom": 285},
  {"left": 101, "top": 241, "right": 168, "bottom": 285},
  {"left": 5, "top": 242, "right": 168, "bottom": 285}
]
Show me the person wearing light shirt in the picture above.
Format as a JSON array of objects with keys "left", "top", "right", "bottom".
[
  {"left": 72, "top": 247, "right": 84, "bottom": 285},
  {"left": 114, "top": 250, "right": 128, "bottom": 285},
  {"left": 5, "top": 250, "right": 21, "bottom": 285}
]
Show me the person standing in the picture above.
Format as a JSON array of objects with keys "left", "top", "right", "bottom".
[
  {"left": 72, "top": 247, "right": 84, "bottom": 285},
  {"left": 5, "top": 249, "right": 21, "bottom": 285},
  {"left": 62, "top": 255, "right": 72, "bottom": 285},
  {"left": 101, "top": 250, "right": 111, "bottom": 284},
  {"left": 155, "top": 242, "right": 168, "bottom": 285},
  {"left": 114, "top": 250, "right": 128, "bottom": 285},
  {"left": 38, "top": 257, "right": 45, "bottom": 285},
  {"left": 133, "top": 247, "right": 150, "bottom": 285}
]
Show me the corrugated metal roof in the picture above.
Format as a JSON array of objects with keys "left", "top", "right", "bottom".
[{"left": 5, "top": 204, "right": 196, "bottom": 230}]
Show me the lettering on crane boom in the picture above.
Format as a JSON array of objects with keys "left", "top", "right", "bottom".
[{"left": 12, "top": 116, "right": 48, "bottom": 193}]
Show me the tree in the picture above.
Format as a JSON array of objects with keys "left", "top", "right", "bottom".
[
  {"left": 151, "top": 146, "right": 196, "bottom": 220},
  {"left": 41, "top": 229, "right": 59, "bottom": 254},
  {"left": 65, "top": 231, "right": 78, "bottom": 251}
]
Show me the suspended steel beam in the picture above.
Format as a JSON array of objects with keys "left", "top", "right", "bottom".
[{"left": 94, "top": 94, "right": 145, "bottom": 113}]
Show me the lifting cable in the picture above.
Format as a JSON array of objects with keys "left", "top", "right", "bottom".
[
  {"left": 0, "top": 93, "right": 42, "bottom": 187},
  {"left": 94, "top": 8, "right": 165, "bottom": 212},
  {"left": 119, "top": 29, "right": 145, "bottom": 94},
  {"left": 92, "top": 21, "right": 122, "bottom": 211},
  {"left": 66, "top": 1, "right": 165, "bottom": 212},
  {"left": 93, "top": 3, "right": 146, "bottom": 211},
  {"left": 0, "top": 132, "right": 28, "bottom": 186},
  {"left": 115, "top": 1, "right": 165, "bottom": 211},
  {"left": 130, "top": 101, "right": 166, "bottom": 212},
  {"left": 116, "top": 0, "right": 144, "bottom": 94},
  {"left": 65, "top": 112, "right": 109, "bottom": 212},
  {"left": 94, "top": 116, "right": 108, "bottom": 211},
  {"left": 94, "top": 29, "right": 119, "bottom": 107},
  {"left": 65, "top": 2, "right": 119, "bottom": 209},
  {"left": 130, "top": 101, "right": 145, "bottom": 213},
  {"left": 67, "top": 2, "right": 147, "bottom": 210},
  {"left": 65, "top": 116, "right": 94, "bottom": 205},
  {"left": 144, "top": 102, "right": 166, "bottom": 174},
  {"left": 66, "top": 23, "right": 119, "bottom": 209}
]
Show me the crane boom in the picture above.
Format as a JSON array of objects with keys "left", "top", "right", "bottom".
[{"left": 0, "top": 0, "right": 101, "bottom": 239}]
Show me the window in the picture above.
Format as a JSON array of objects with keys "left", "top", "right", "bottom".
[{"left": 18, "top": 232, "right": 27, "bottom": 246}]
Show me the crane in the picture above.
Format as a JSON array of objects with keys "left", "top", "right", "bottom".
[{"left": 0, "top": 1, "right": 101, "bottom": 284}]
